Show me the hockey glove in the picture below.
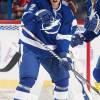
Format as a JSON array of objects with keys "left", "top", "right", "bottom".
[
  {"left": 83, "top": 13, "right": 100, "bottom": 42},
  {"left": 61, "top": 57, "right": 73, "bottom": 70},
  {"left": 71, "top": 33, "right": 85, "bottom": 47},
  {"left": 71, "top": 13, "right": 100, "bottom": 47},
  {"left": 35, "top": 9, "right": 54, "bottom": 27},
  {"left": 58, "top": 52, "right": 73, "bottom": 70}
]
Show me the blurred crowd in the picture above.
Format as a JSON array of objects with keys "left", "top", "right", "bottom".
[
  {"left": 0, "top": 0, "right": 94, "bottom": 20},
  {"left": 0, "top": 0, "right": 24, "bottom": 19},
  {"left": 0, "top": 0, "right": 8, "bottom": 19},
  {"left": 12, "top": 0, "right": 24, "bottom": 19}
]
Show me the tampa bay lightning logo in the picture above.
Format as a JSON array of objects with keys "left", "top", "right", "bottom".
[{"left": 41, "top": 18, "right": 61, "bottom": 34}]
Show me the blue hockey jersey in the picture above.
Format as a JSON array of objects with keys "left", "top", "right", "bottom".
[
  {"left": 83, "top": 0, "right": 100, "bottom": 42},
  {"left": 19, "top": 0, "right": 77, "bottom": 56},
  {"left": 86, "top": 0, "right": 100, "bottom": 17},
  {"left": 95, "top": 0, "right": 100, "bottom": 17},
  {"left": 95, "top": 0, "right": 100, "bottom": 36}
]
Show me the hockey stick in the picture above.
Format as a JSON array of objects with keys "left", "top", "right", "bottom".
[
  {"left": 0, "top": 52, "right": 21, "bottom": 72},
  {"left": 76, "top": 77, "right": 91, "bottom": 100},
  {"left": 22, "top": 27, "right": 100, "bottom": 95},
  {"left": 72, "top": 68, "right": 100, "bottom": 95},
  {"left": 74, "top": 74, "right": 91, "bottom": 100},
  {"left": 69, "top": 51, "right": 92, "bottom": 100}
]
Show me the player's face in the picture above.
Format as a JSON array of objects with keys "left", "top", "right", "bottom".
[{"left": 49, "top": 0, "right": 61, "bottom": 9}]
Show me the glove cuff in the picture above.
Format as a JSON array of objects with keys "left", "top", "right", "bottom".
[{"left": 83, "top": 31, "right": 97, "bottom": 42}]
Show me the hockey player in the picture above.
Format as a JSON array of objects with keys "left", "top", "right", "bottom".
[
  {"left": 13, "top": 0, "right": 77, "bottom": 99},
  {"left": 71, "top": 0, "right": 100, "bottom": 90}
]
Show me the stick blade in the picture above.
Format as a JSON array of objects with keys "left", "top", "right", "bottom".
[{"left": 0, "top": 52, "right": 21, "bottom": 72}]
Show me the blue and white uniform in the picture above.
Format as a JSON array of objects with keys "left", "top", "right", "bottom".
[
  {"left": 14, "top": 0, "right": 77, "bottom": 100},
  {"left": 71, "top": 0, "right": 100, "bottom": 85},
  {"left": 92, "top": 0, "right": 100, "bottom": 83},
  {"left": 95, "top": 0, "right": 100, "bottom": 17},
  {"left": 84, "top": 0, "right": 100, "bottom": 83},
  {"left": 19, "top": 0, "right": 77, "bottom": 57},
  {"left": 83, "top": 0, "right": 100, "bottom": 42}
]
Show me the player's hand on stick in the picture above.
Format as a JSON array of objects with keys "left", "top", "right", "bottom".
[
  {"left": 71, "top": 33, "right": 85, "bottom": 47},
  {"left": 62, "top": 57, "right": 73, "bottom": 70},
  {"left": 58, "top": 52, "right": 73, "bottom": 70}
]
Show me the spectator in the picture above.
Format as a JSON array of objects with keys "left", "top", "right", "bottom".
[{"left": 12, "top": 0, "right": 24, "bottom": 19}]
